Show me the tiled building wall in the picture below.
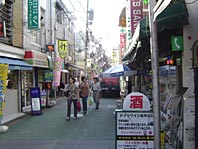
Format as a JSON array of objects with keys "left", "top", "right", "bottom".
[{"left": 12, "top": 0, "right": 23, "bottom": 48}]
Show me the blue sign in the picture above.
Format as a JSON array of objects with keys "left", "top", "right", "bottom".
[{"left": 30, "top": 87, "right": 42, "bottom": 115}]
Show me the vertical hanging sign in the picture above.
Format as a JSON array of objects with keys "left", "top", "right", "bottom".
[
  {"left": 53, "top": 57, "right": 63, "bottom": 87},
  {"left": 126, "top": 0, "right": 131, "bottom": 48},
  {"left": 28, "top": 0, "right": 39, "bottom": 29},
  {"left": 130, "top": 0, "right": 143, "bottom": 36},
  {"left": 58, "top": 40, "right": 68, "bottom": 59}
]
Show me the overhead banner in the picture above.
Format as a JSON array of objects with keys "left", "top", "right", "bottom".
[
  {"left": 130, "top": 0, "right": 143, "bottom": 36},
  {"left": 0, "top": 64, "right": 9, "bottom": 119}
]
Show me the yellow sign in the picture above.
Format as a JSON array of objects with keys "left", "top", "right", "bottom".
[
  {"left": 0, "top": 64, "right": 9, "bottom": 118},
  {"left": 87, "top": 58, "right": 91, "bottom": 67},
  {"left": 58, "top": 40, "right": 68, "bottom": 59}
]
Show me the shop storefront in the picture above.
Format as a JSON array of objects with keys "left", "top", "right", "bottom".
[
  {"left": 0, "top": 56, "right": 32, "bottom": 123},
  {"left": 24, "top": 50, "right": 49, "bottom": 111}
]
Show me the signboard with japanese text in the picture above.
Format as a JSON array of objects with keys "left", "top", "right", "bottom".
[
  {"left": 28, "top": 0, "right": 39, "bottom": 29},
  {"left": 0, "top": 64, "right": 8, "bottom": 120},
  {"left": 126, "top": 0, "right": 132, "bottom": 48},
  {"left": 123, "top": 92, "right": 151, "bottom": 111},
  {"left": 44, "top": 70, "right": 53, "bottom": 81},
  {"left": 58, "top": 40, "right": 68, "bottom": 59},
  {"left": 30, "top": 87, "right": 42, "bottom": 115},
  {"left": 116, "top": 111, "right": 154, "bottom": 149},
  {"left": 116, "top": 92, "right": 153, "bottom": 149},
  {"left": 120, "top": 33, "right": 126, "bottom": 49},
  {"left": 130, "top": 0, "right": 143, "bottom": 36}
]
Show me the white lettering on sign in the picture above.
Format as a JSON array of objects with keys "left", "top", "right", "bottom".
[{"left": 132, "top": 1, "right": 141, "bottom": 7}]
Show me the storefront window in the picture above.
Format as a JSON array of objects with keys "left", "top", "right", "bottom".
[{"left": 7, "top": 71, "right": 18, "bottom": 89}]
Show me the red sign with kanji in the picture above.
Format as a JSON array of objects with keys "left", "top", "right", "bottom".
[
  {"left": 120, "top": 33, "right": 126, "bottom": 49},
  {"left": 130, "top": 95, "right": 143, "bottom": 109}
]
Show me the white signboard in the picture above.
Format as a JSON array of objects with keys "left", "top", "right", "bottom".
[
  {"left": 123, "top": 92, "right": 151, "bottom": 111},
  {"left": 116, "top": 111, "right": 154, "bottom": 149},
  {"left": 117, "top": 112, "right": 154, "bottom": 136},
  {"left": 117, "top": 140, "right": 154, "bottom": 149},
  {"left": 31, "top": 97, "right": 41, "bottom": 111}
]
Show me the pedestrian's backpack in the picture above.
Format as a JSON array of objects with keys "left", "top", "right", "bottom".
[{"left": 80, "top": 82, "right": 89, "bottom": 97}]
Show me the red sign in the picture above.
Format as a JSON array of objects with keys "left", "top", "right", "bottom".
[
  {"left": 120, "top": 33, "right": 126, "bottom": 49},
  {"left": 130, "top": 0, "right": 143, "bottom": 36},
  {"left": 123, "top": 92, "right": 151, "bottom": 111},
  {"left": 0, "top": 22, "right": 5, "bottom": 37},
  {"left": 130, "top": 95, "right": 143, "bottom": 109}
]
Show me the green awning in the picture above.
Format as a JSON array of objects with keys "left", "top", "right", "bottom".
[
  {"left": 157, "top": 0, "right": 189, "bottom": 31},
  {"left": 122, "top": 24, "right": 140, "bottom": 62},
  {"left": 122, "top": 0, "right": 189, "bottom": 62},
  {"left": 122, "top": 41, "right": 141, "bottom": 62},
  {"left": 140, "top": 0, "right": 188, "bottom": 39}
]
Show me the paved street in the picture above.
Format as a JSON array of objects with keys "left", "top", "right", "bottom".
[{"left": 0, "top": 98, "right": 118, "bottom": 149}]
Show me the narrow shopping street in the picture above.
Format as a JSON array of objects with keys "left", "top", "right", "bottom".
[{"left": 0, "top": 98, "right": 118, "bottom": 149}]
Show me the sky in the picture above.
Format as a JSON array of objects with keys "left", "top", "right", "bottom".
[
  {"left": 63, "top": 0, "right": 126, "bottom": 55},
  {"left": 89, "top": 0, "right": 126, "bottom": 54}
]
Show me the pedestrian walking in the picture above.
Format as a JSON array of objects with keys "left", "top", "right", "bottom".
[
  {"left": 92, "top": 77, "right": 101, "bottom": 109},
  {"left": 65, "top": 77, "right": 80, "bottom": 121},
  {"left": 79, "top": 76, "right": 89, "bottom": 115}
]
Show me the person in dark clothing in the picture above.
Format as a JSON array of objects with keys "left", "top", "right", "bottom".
[{"left": 58, "top": 82, "right": 65, "bottom": 96}]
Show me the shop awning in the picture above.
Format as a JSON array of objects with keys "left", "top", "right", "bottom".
[
  {"left": 140, "top": 0, "right": 188, "bottom": 38},
  {"left": 122, "top": 24, "right": 140, "bottom": 62},
  {"left": 153, "top": 0, "right": 172, "bottom": 21},
  {"left": 122, "top": 0, "right": 188, "bottom": 63},
  {"left": 0, "top": 57, "right": 32, "bottom": 70},
  {"left": 67, "top": 63, "right": 84, "bottom": 70},
  {"left": 24, "top": 50, "right": 49, "bottom": 68}
]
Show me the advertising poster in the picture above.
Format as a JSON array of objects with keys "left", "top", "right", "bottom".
[
  {"left": 53, "top": 56, "right": 63, "bottom": 87},
  {"left": 0, "top": 64, "right": 9, "bottom": 119},
  {"left": 116, "top": 111, "right": 154, "bottom": 149}
]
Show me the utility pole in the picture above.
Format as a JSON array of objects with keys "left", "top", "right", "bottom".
[
  {"left": 85, "top": 0, "right": 89, "bottom": 77},
  {"left": 148, "top": 0, "right": 161, "bottom": 148}
]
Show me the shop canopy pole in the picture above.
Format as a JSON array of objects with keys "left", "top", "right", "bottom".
[{"left": 148, "top": 0, "right": 161, "bottom": 148}]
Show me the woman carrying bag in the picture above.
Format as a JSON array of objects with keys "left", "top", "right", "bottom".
[{"left": 65, "top": 77, "right": 80, "bottom": 121}]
